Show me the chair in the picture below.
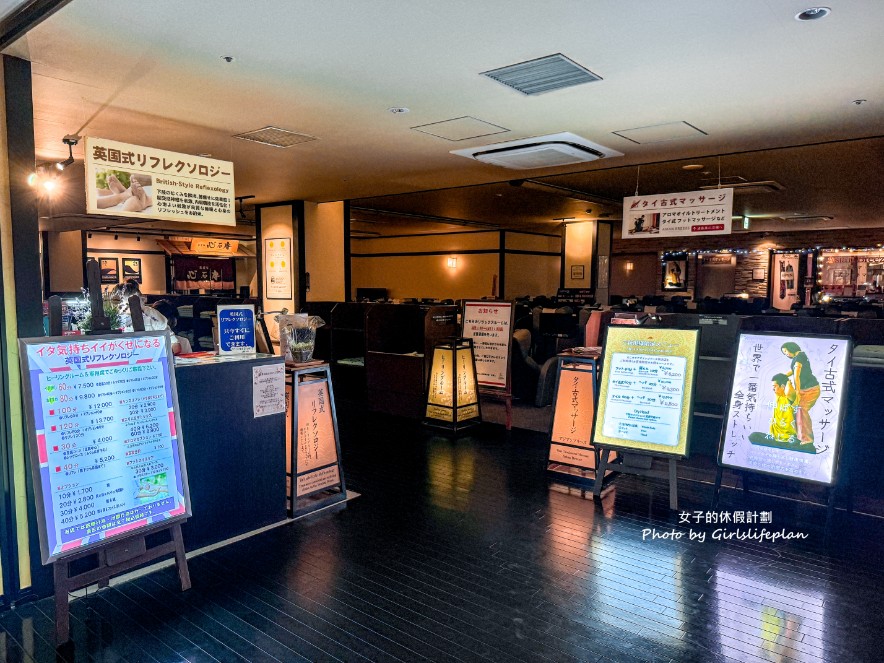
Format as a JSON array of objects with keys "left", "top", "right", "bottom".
[{"left": 510, "top": 329, "right": 541, "bottom": 401}]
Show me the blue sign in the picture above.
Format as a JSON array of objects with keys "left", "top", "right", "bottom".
[{"left": 218, "top": 305, "right": 256, "bottom": 355}]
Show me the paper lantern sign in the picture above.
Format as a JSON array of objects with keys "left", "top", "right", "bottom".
[
  {"left": 18, "top": 332, "right": 190, "bottom": 564},
  {"left": 218, "top": 305, "right": 256, "bottom": 355},
  {"left": 425, "top": 338, "right": 481, "bottom": 429},
  {"left": 719, "top": 332, "right": 852, "bottom": 485},
  {"left": 593, "top": 327, "right": 699, "bottom": 457}
]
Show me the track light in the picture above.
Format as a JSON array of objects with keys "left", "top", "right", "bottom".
[
  {"left": 114, "top": 234, "right": 119, "bottom": 240},
  {"left": 56, "top": 136, "right": 78, "bottom": 171},
  {"left": 88, "top": 233, "right": 93, "bottom": 238},
  {"left": 136, "top": 235, "right": 141, "bottom": 242}
]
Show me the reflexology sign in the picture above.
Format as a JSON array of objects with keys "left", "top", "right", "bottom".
[
  {"left": 622, "top": 188, "right": 733, "bottom": 239},
  {"left": 85, "top": 136, "right": 235, "bottom": 226},
  {"left": 719, "top": 332, "right": 852, "bottom": 485},
  {"left": 19, "top": 332, "right": 190, "bottom": 564},
  {"left": 594, "top": 327, "right": 699, "bottom": 457}
]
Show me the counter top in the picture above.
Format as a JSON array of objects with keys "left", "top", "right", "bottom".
[{"left": 174, "top": 352, "right": 280, "bottom": 367}]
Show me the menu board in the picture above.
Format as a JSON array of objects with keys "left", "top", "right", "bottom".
[
  {"left": 461, "top": 301, "right": 512, "bottom": 390},
  {"left": 295, "top": 378, "right": 341, "bottom": 496},
  {"left": 719, "top": 332, "right": 851, "bottom": 485},
  {"left": 218, "top": 305, "right": 256, "bottom": 355},
  {"left": 622, "top": 188, "right": 733, "bottom": 239},
  {"left": 19, "top": 332, "right": 189, "bottom": 564},
  {"left": 593, "top": 327, "right": 699, "bottom": 456}
]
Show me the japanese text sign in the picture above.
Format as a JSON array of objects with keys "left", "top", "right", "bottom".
[
  {"left": 217, "top": 305, "right": 256, "bottom": 355},
  {"left": 85, "top": 137, "right": 235, "bottom": 226},
  {"left": 295, "top": 379, "right": 340, "bottom": 496},
  {"left": 719, "top": 332, "right": 851, "bottom": 485},
  {"left": 594, "top": 327, "right": 699, "bottom": 457},
  {"left": 18, "top": 331, "right": 190, "bottom": 564},
  {"left": 461, "top": 301, "right": 513, "bottom": 390},
  {"left": 190, "top": 238, "right": 240, "bottom": 255},
  {"left": 622, "top": 188, "right": 733, "bottom": 239}
]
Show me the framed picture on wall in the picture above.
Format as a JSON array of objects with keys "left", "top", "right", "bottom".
[
  {"left": 570, "top": 265, "right": 585, "bottom": 280},
  {"left": 752, "top": 268, "right": 766, "bottom": 281},
  {"left": 98, "top": 257, "right": 119, "bottom": 284},
  {"left": 122, "top": 258, "right": 143, "bottom": 284},
  {"left": 662, "top": 257, "right": 688, "bottom": 291}
]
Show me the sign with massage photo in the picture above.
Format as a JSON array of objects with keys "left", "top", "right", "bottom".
[{"left": 719, "top": 332, "right": 852, "bottom": 485}]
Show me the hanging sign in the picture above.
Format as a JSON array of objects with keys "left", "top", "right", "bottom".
[
  {"left": 85, "top": 137, "right": 235, "bottom": 226},
  {"left": 461, "top": 301, "right": 513, "bottom": 390},
  {"left": 19, "top": 331, "right": 190, "bottom": 564},
  {"left": 264, "top": 238, "right": 293, "bottom": 300},
  {"left": 217, "top": 305, "right": 256, "bottom": 355},
  {"left": 622, "top": 188, "right": 733, "bottom": 239},
  {"left": 593, "top": 327, "right": 699, "bottom": 456},
  {"left": 719, "top": 332, "right": 851, "bottom": 485}
]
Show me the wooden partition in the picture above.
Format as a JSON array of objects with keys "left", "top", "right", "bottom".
[{"left": 365, "top": 303, "right": 458, "bottom": 418}]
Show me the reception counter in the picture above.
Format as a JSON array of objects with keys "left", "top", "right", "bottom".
[{"left": 173, "top": 353, "right": 287, "bottom": 550}]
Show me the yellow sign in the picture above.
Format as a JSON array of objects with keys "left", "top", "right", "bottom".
[
  {"left": 85, "top": 137, "right": 235, "bottom": 226},
  {"left": 593, "top": 327, "right": 698, "bottom": 457},
  {"left": 190, "top": 238, "right": 240, "bottom": 255}
]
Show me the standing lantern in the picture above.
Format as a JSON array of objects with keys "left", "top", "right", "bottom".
[{"left": 425, "top": 337, "right": 482, "bottom": 430}]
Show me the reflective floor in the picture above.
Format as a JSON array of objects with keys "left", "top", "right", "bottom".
[{"left": 2, "top": 407, "right": 883, "bottom": 662}]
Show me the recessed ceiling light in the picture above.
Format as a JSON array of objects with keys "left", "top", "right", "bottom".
[
  {"left": 795, "top": 7, "right": 830, "bottom": 21},
  {"left": 388, "top": 107, "right": 410, "bottom": 114},
  {"left": 682, "top": 164, "right": 704, "bottom": 171},
  {"left": 851, "top": 99, "right": 867, "bottom": 106},
  {"left": 197, "top": 153, "right": 212, "bottom": 157}
]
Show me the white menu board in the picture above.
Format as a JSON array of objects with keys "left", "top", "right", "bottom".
[
  {"left": 719, "top": 332, "right": 851, "bottom": 485},
  {"left": 593, "top": 327, "right": 699, "bottom": 456},
  {"left": 601, "top": 353, "right": 687, "bottom": 447},
  {"left": 622, "top": 188, "right": 733, "bottom": 239},
  {"left": 19, "top": 332, "right": 190, "bottom": 564},
  {"left": 461, "top": 301, "right": 513, "bottom": 390}
]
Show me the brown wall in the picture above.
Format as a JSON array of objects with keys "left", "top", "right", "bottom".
[{"left": 610, "top": 253, "right": 658, "bottom": 297}]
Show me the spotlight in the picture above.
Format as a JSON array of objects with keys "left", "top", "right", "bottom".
[
  {"left": 56, "top": 136, "right": 78, "bottom": 171},
  {"left": 136, "top": 235, "right": 141, "bottom": 241},
  {"left": 88, "top": 233, "right": 93, "bottom": 238},
  {"left": 27, "top": 172, "right": 38, "bottom": 186},
  {"left": 114, "top": 234, "right": 119, "bottom": 240},
  {"left": 42, "top": 179, "right": 57, "bottom": 193}
]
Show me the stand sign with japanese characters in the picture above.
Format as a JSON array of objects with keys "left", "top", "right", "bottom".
[
  {"left": 622, "top": 188, "right": 733, "bottom": 239},
  {"left": 85, "top": 137, "right": 235, "bottom": 226},
  {"left": 288, "top": 364, "right": 347, "bottom": 517},
  {"left": 19, "top": 330, "right": 192, "bottom": 644},
  {"left": 718, "top": 332, "right": 852, "bottom": 485},
  {"left": 461, "top": 301, "right": 515, "bottom": 428},
  {"left": 591, "top": 327, "right": 700, "bottom": 509},
  {"left": 217, "top": 305, "right": 256, "bottom": 355}
]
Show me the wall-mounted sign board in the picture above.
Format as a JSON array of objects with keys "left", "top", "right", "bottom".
[
  {"left": 218, "top": 305, "right": 256, "bottom": 355},
  {"left": 718, "top": 332, "right": 851, "bottom": 485},
  {"left": 461, "top": 301, "right": 513, "bottom": 391},
  {"left": 622, "top": 188, "right": 733, "bottom": 239},
  {"left": 264, "top": 237, "right": 293, "bottom": 300},
  {"left": 593, "top": 327, "right": 699, "bottom": 457},
  {"left": 85, "top": 137, "right": 235, "bottom": 226},
  {"left": 19, "top": 331, "right": 190, "bottom": 564}
]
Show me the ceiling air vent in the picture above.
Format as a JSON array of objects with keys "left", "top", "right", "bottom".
[
  {"left": 232, "top": 126, "right": 317, "bottom": 148},
  {"left": 451, "top": 132, "right": 623, "bottom": 170},
  {"left": 481, "top": 54, "right": 602, "bottom": 95},
  {"left": 699, "top": 180, "right": 784, "bottom": 195}
]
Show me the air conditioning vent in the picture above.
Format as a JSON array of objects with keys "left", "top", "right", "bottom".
[
  {"left": 233, "top": 126, "right": 317, "bottom": 148},
  {"left": 481, "top": 54, "right": 602, "bottom": 95},
  {"left": 699, "top": 180, "right": 784, "bottom": 195},
  {"left": 450, "top": 132, "right": 623, "bottom": 170}
]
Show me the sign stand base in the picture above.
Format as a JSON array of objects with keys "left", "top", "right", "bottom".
[
  {"left": 53, "top": 523, "right": 190, "bottom": 647},
  {"left": 479, "top": 389, "right": 512, "bottom": 430},
  {"left": 711, "top": 467, "right": 837, "bottom": 534},
  {"left": 593, "top": 448, "right": 680, "bottom": 510}
]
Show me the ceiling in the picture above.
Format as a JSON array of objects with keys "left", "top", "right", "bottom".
[{"left": 6, "top": 1, "right": 884, "bottom": 235}]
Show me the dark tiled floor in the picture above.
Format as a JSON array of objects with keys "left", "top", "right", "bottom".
[{"left": 3, "top": 407, "right": 884, "bottom": 662}]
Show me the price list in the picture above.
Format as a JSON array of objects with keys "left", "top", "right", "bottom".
[
  {"left": 21, "top": 333, "right": 188, "bottom": 562},
  {"left": 601, "top": 353, "right": 687, "bottom": 447}
]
